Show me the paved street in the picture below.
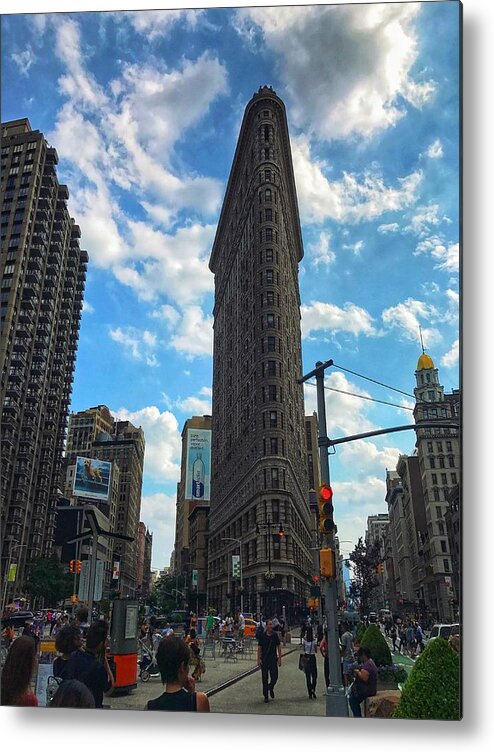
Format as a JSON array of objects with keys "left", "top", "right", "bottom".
[{"left": 109, "top": 643, "right": 328, "bottom": 715}]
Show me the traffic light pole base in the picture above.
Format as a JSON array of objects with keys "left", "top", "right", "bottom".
[{"left": 325, "top": 684, "right": 349, "bottom": 717}]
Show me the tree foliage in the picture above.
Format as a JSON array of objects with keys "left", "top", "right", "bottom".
[
  {"left": 393, "top": 638, "right": 460, "bottom": 720},
  {"left": 348, "top": 537, "right": 381, "bottom": 615},
  {"left": 24, "top": 556, "right": 73, "bottom": 605},
  {"left": 360, "top": 623, "right": 393, "bottom": 667},
  {"left": 149, "top": 573, "right": 187, "bottom": 614}
]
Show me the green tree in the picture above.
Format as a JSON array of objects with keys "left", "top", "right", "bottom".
[
  {"left": 360, "top": 623, "right": 393, "bottom": 667},
  {"left": 150, "top": 574, "right": 187, "bottom": 614},
  {"left": 348, "top": 537, "right": 381, "bottom": 616},
  {"left": 24, "top": 556, "right": 73, "bottom": 605},
  {"left": 393, "top": 638, "right": 460, "bottom": 720}
]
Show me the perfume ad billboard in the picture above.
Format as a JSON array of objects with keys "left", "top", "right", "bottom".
[{"left": 185, "top": 429, "right": 211, "bottom": 501}]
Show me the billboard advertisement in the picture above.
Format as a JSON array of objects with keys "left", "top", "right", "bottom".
[
  {"left": 185, "top": 428, "right": 211, "bottom": 501},
  {"left": 73, "top": 456, "right": 112, "bottom": 502}
]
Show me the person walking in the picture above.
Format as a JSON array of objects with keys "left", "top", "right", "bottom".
[
  {"left": 319, "top": 628, "right": 330, "bottom": 690},
  {"left": 405, "top": 622, "right": 416, "bottom": 657},
  {"left": 415, "top": 623, "right": 425, "bottom": 653},
  {"left": 398, "top": 624, "right": 406, "bottom": 654},
  {"left": 1, "top": 635, "right": 39, "bottom": 706},
  {"left": 147, "top": 636, "right": 209, "bottom": 712},
  {"left": 348, "top": 647, "right": 378, "bottom": 718},
  {"left": 62, "top": 621, "right": 115, "bottom": 708},
  {"left": 302, "top": 625, "right": 318, "bottom": 698},
  {"left": 257, "top": 617, "right": 282, "bottom": 703},
  {"left": 390, "top": 624, "right": 398, "bottom": 652},
  {"left": 340, "top": 622, "right": 355, "bottom": 687},
  {"left": 185, "top": 628, "right": 204, "bottom": 682}
]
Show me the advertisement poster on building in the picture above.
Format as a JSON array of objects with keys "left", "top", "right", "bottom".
[
  {"left": 73, "top": 456, "right": 112, "bottom": 501},
  {"left": 185, "top": 429, "right": 211, "bottom": 501}
]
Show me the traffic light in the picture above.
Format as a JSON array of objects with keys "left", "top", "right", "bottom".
[
  {"left": 320, "top": 547, "right": 335, "bottom": 578},
  {"left": 71, "top": 594, "right": 78, "bottom": 604},
  {"left": 69, "top": 559, "right": 75, "bottom": 573},
  {"left": 76, "top": 560, "right": 82, "bottom": 574},
  {"left": 318, "top": 484, "right": 335, "bottom": 534}
]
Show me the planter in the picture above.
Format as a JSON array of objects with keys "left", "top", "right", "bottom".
[{"left": 377, "top": 678, "right": 399, "bottom": 692}]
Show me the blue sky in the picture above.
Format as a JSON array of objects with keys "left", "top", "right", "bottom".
[{"left": 2, "top": 2, "right": 460, "bottom": 569}]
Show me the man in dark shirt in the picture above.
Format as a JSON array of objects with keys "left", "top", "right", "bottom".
[
  {"left": 257, "top": 618, "right": 282, "bottom": 703},
  {"left": 64, "top": 621, "right": 114, "bottom": 708}
]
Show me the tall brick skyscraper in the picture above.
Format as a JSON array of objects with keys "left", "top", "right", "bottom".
[
  {"left": 207, "top": 87, "right": 313, "bottom": 618},
  {"left": 1, "top": 119, "right": 87, "bottom": 604}
]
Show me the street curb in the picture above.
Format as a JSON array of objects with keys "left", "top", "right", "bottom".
[{"left": 205, "top": 646, "right": 299, "bottom": 697}]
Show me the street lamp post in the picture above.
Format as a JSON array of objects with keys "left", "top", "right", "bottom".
[{"left": 221, "top": 537, "right": 244, "bottom": 613}]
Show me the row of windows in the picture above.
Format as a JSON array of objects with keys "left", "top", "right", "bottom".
[
  {"left": 260, "top": 208, "right": 278, "bottom": 223},
  {"left": 427, "top": 440, "right": 454, "bottom": 453},
  {"left": 259, "top": 249, "right": 279, "bottom": 264},
  {"left": 430, "top": 472, "right": 457, "bottom": 485},
  {"left": 429, "top": 455, "right": 455, "bottom": 468},
  {"left": 260, "top": 228, "right": 279, "bottom": 243}
]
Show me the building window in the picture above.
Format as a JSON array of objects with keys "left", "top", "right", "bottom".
[
  {"left": 267, "top": 360, "right": 276, "bottom": 376},
  {"left": 430, "top": 457, "right": 435, "bottom": 468},
  {"left": 436, "top": 506, "right": 442, "bottom": 519},
  {"left": 266, "top": 313, "right": 275, "bottom": 328},
  {"left": 437, "top": 442, "right": 443, "bottom": 452},
  {"left": 443, "top": 559, "right": 450, "bottom": 572},
  {"left": 451, "top": 473, "right": 457, "bottom": 484},
  {"left": 441, "top": 540, "right": 447, "bottom": 553},
  {"left": 265, "top": 208, "right": 273, "bottom": 221},
  {"left": 446, "top": 441, "right": 452, "bottom": 452},
  {"left": 268, "top": 385, "right": 277, "bottom": 401},
  {"left": 265, "top": 188, "right": 272, "bottom": 202},
  {"left": 266, "top": 249, "right": 274, "bottom": 262},
  {"left": 441, "top": 473, "right": 447, "bottom": 485},
  {"left": 269, "top": 411, "right": 277, "bottom": 428},
  {"left": 271, "top": 468, "right": 279, "bottom": 488},
  {"left": 270, "top": 437, "right": 278, "bottom": 455},
  {"left": 432, "top": 473, "right": 437, "bottom": 485},
  {"left": 272, "top": 535, "right": 281, "bottom": 560},
  {"left": 437, "top": 521, "right": 444, "bottom": 535},
  {"left": 427, "top": 441, "right": 433, "bottom": 452},
  {"left": 267, "top": 336, "right": 276, "bottom": 352},
  {"left": 266, "top": 290, "right": 274, "bottom": 305},
  {"left": 265, "top": 227, "right": 273, "bottom": 241},
  {"left": 428, "top": 390, "right": 435, "bottom": 401},
  {"left": 433, "top": 488, "right": 440, "bottom": 501},
  {"left": 265, "top": 170, "right": 271, "bottom": 182},
  {"left": 266, "top": 269, "right": 274, "bottom": 284},
  {"left": 448, "top": 455, "right": 455, "bottom": 467},
  {"left": 439, "top": 457, "right": 445, "bottom": 468}
]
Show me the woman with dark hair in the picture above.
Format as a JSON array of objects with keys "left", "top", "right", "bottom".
[
  {"left": 147, "top": 636, "right": 210, "bottom": 712},
  {"left": 62, "top": 621, "right": 114, "bottom": 708},
  {"left": 50, "top": 679, "right": 95, "bottom": 709},
  {"left": 302, "top": 625, "right": 318, "bottom": 699},
  {"left": 184, "top": 628, "right": 204, "bottom": 681},
  {"left": 349, "top": 646, "right": 378, "bottom": 718},
  {"left": 1, "top": 635, "right": 39, "bottom": 706},
  {"left": 53, "top": 625, "right": 83, "bottom": 678}
]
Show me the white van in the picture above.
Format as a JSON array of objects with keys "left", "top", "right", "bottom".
[{"left": 428, "top": 623, "right": 460, "bottom": 642}]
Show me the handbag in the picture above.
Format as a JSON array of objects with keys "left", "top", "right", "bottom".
[{"left": 298, "top": 653, "right": 308, "bottom": 671}]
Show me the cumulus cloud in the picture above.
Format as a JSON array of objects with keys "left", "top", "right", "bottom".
[
  {"left": 339, "top": 440, "right": 402, "bottom": 474},
  {"left": 425, "top": 138, "right": 444, "bottom": 159},
  {"left": 405, "top": 203, "right": 450, "bottom": 237},
  {"left": 440, "top": 339, "right": 459, "bottom": 368},
  {"left": 140, "top": 492, "right": 178, "bottom": 568},
  {"left": 415, "top": 237, "right": 459, "bottom": 273},
  {"left": 304, "top": 371, "right": 376, "bottom": 438},
  {"left": 111, "top": 405, "right": 182, "bottom": 482},
  {"left": 377, "top": 223, "right": 400, "bottom": 234},
  {"left": 109, "top": 326, "right": 159, "bottom": 367},
  {"left": 381, "top": 298, "right": 442, "bottom": 347},
  {"left": 168, "top": 306, "right": 214, "bottom": 357},
  {"left": 308, "top": 231, "right": 336, "bottom": 267},
  {"left": 301, "top": 301, "right": 376, "bottom": 339},
  {"left": 292, "top": 136, "right": 422, "bottom": 224},
  {"left": 122, "top": 9, "right": 204, "bottom": 40},
  {"left": 235, "top": 3, "right": 436, "bottom": 141}
]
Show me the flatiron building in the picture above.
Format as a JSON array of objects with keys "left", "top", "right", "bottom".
[{"left": 207, "top": 87, "right": 313, "bottom": 618}]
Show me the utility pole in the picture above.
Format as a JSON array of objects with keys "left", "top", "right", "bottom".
[{"left": 299, "top": 359, "right": 348, "bottom": 717}]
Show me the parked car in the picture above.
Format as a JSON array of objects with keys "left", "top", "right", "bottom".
[
  {"left": 1, "top": 610, "right": 34, "bottom": 628},
  {"left": 427, "top": 623, "right": 460, "bottom": 643}
]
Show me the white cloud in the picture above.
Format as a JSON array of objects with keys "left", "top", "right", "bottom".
[
  {"left": 169, "top": 306, "right": 214, "bottom": 357},
  {"left": 150, "top": 304, "right": 181, "bottom": 328},
  {"left": 405, "top": 203, "right": 449, "bottom": 237},
  {"left": 292, "top": 136, "right": 422, "bottom": 224},
  {"left": 111, "top": 406, "right": 182, "bottom": 482},
  {"left": 175, "top": 396, "right": 212, "bottom": 415},
  {"left": 82, "top": 300, "right": 94, "bottom": 314},
  {"left": 140, "top": 492, "right": 177, "bottom": 568},
  {"left": 381, "top": 298, "right": 442, "bottom": 347},
  {"left": 343, "top": 240, "right": 364, "bottom": 255},
  {"left": 235, "top": 3, "right": 436, "bottom": 141},
  {"left": 377, "top": 223, "right": 400, "bottom": 234},
  {"left": 301, "top": 301, "right": 376, "bottom": 338},
  {"left": 339, "top": 441, "right": 402, "bottom": 475},
  {"left": 304, "top": 371, "right": 376, "bottom": 438},
  {"left": 109, "top": 326, "right": 159, "bottom": 367},
  {"left": 55, "top": 18, "right": 107, "bottom": 108},
  {"left": 308, "top": 231, "right": 336, "bottom": 267},
  {"left": 123, "top": 9, "right": 204, "bottom": 40},
  {"left": 11, "top": 47, "right": 35, "bottom": 76},
  {"left": 425, "top": 139, "right": 444, "bottom": 159},
  {"left": 440, "top": 339, "right": 459, "bottom": 368},
  {"left": 415, "top": 237, "right": 459, "bottom": 273}
]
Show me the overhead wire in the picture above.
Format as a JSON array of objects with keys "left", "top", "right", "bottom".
[
  {"left": 304, "top": 380, "right": 414, "bottom": 411},
  {"left": 330, "top": 362, "right": 416, "bottom": 400}
]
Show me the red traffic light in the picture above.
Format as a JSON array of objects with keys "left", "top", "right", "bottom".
[
  {"left": 313, "top": 575, "right": 319, "bottom": 584},
  {"left": 320, "top": 485, "right": 333, "bottom": 502}
]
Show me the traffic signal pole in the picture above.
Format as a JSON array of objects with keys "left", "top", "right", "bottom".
[{"left": 299, "top": 359, "right": 348, "bottom": 717}]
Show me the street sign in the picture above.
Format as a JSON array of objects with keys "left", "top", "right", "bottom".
[
  {"left": 78, "top": 560, "right": 90, "bottom": 601},
  {"left": 94, "top": 559, "right": 104, "bottom": 602},
  {"left": 192, "top": 569, "right": 198, "bottom": 589},
  {"left": 232, "top": 555, "right": 240, "bottom": 579},
  {"left": 7, "top": 563, "right": 17, "bottom": 582}
]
